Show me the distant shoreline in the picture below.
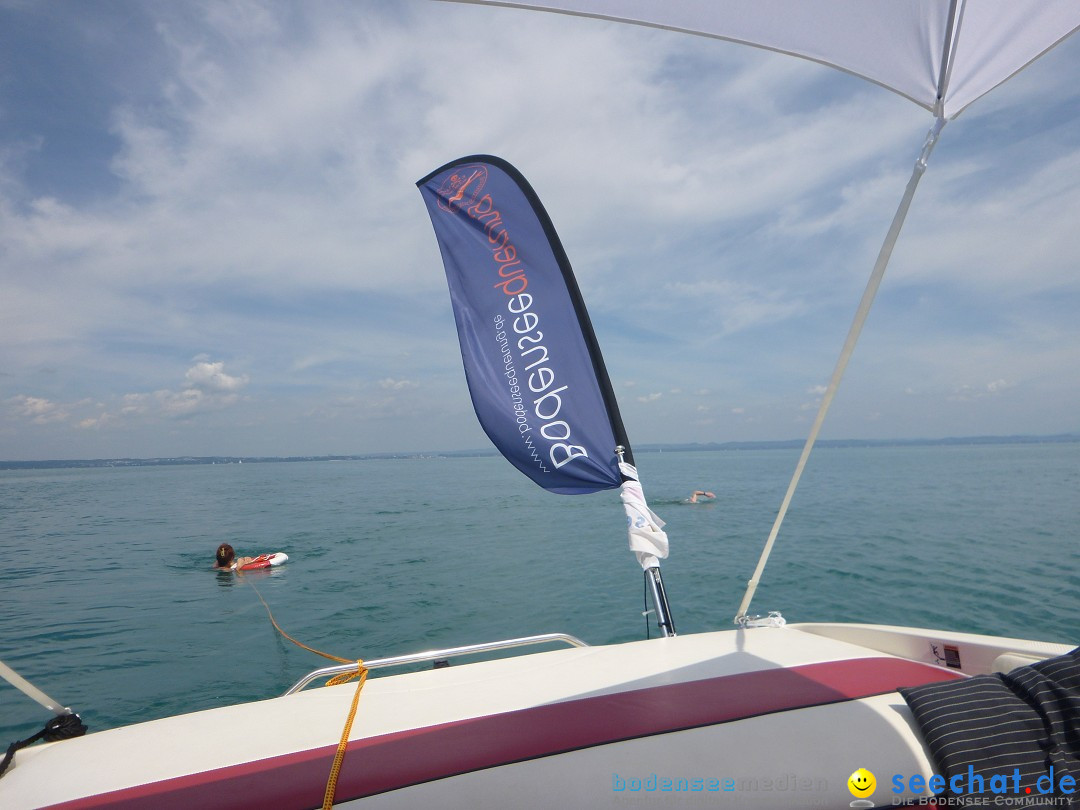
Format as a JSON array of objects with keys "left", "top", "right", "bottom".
[{"left": 2, "top": 433, "right": 1077, "bottom": 471}]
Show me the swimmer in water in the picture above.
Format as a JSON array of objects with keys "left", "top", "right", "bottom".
[
  {"left": 214, "top": 543, "right": 254, "bottom": 571},
  {"left": 687, "top": 490, "right": 716, "bottom": 504}
]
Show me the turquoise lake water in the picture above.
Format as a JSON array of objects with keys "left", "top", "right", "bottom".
[{"left": 1, "top": 443, "right": 1077, "bottom": 742}]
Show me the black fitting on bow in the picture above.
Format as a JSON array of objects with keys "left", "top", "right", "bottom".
[{"left": 0, "top": 713, "right": 87, "bottom": 779}]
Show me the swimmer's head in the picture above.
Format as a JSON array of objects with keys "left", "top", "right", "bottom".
[{"left": 216, "top": 543, "right": 236, "bottom": 567}]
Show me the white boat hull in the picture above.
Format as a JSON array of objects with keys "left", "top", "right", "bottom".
[{"left": 1, "top": 623, "right": 1071, "bottom": 809}]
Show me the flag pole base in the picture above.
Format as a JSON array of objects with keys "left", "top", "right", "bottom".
[{"left": 646, "top": 567, "right": 676, "bottom": 637}]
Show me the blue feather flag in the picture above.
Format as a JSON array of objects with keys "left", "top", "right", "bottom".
[{"left": 417, "top": 156, "right": 628, "bottom": 495}]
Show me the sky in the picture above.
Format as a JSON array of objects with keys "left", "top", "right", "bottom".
[{"left": 1, "top": 1, "right": 1079, "bottom": 461}]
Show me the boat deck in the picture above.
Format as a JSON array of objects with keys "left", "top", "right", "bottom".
[{"left": 2, "top": 623, "right": 1071, "bottom": 809}]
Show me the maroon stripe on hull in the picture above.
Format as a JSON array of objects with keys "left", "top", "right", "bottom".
[{"left": 46, "top": 657, "right": 962, "bottom": 809}]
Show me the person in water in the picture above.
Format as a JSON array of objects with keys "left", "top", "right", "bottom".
[
  {"left": 687, "top": 490, "right": 716, "bottom": 503},
  {"left": 214, "top": 543, "right": 254, "bottom": 571}
]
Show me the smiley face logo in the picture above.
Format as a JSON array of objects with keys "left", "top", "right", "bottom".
[{"left": 847, "top": 768, "right": 876, "bottom": 798}]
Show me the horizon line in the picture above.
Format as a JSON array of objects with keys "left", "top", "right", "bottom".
[{"left": 2, "top": 432, "right": 1078, "bottom": 469}]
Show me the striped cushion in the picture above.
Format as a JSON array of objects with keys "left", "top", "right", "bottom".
[{"left": 900, "top": 647, "right": 1080, "bottom": 804}]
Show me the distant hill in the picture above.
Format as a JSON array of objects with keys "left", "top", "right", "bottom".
[
  {"left": 2, "top": 433, "right": 1077, "bottom": 471},
  {"left": 636, "top": 433, "right": 1080, "bottom": 453}
]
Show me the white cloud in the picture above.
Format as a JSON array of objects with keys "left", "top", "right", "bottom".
[
  {"left": 6, "top": 360, "right": 249, "bottom": 436},
  {"left": 948, "top": 379, "right": 1015, "bottom": 402},
  {"left": 379, "top": 378, "right": 417, "bottom": 391},
  {"left": 78, "top": 413, "right": 112, "bottom": 430},
  {"left": 7, "top": 395, "right": 69, "bottom": 424},
  {"left": 127, "top": 361, "right": 248, "bottom": 417},
  {"left": 184, "top": 360, "right": 248, "bottom": 392}
]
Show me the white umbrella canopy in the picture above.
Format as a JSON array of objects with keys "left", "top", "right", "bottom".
[
  {"left": 445, "top": 0, "right": 1080, "bottom": 119},
  {"left": 437, "top": 0, "right": 1080, "bottom": 622}
]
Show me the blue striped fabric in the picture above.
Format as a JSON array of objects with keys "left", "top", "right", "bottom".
[{"left": 901, "top": 647, "right": 1080, "bottom": 807}]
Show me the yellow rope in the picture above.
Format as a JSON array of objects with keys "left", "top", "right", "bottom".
[
  {"left": 322, "top": 664, "right": 367, "bottom": 810},
  {"left": 246, "top": 580, "right": 368, "bottom": 808},
  {"left": 248, "top": 580, "right": 350, "bottom": 665}
]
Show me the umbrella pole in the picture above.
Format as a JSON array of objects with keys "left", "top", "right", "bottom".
[
  {"left": 0, "top": 659, "right": 73, "bottom": 715},
  {"left": 734, "top": 117, "right": 947, "bottom": 624}
]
